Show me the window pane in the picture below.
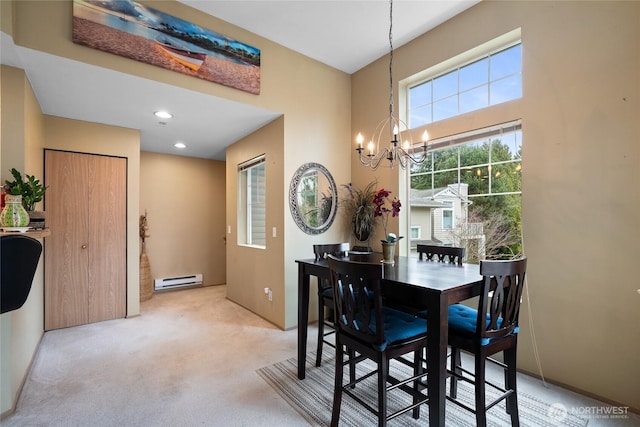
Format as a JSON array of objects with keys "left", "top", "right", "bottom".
[
  {"left": 410, "top": 105, "right": 431, "bottom": 128},
  {"left": 460, "top": 140, "right": 489, "bottom": 168},
  {"left": 463, "top": 166, "right": 489, "bottom": 195},
  {"left": 250, "top": 163, "right": 266, "bottom": 245},
  {"left": 459, "top": 58, "right": 488, "bottom": 91},
  {"left": 491, "top": 162, "right": 522, "bottom": 193},
  {"left": 410, "top": 173, "right": 432, "bottom": 190},
  {"left": 433, "top": 146, "right": 458, "bottom": 172},
  {"left": 433, "top": 96, "right": 457, "bottom": 122},
  {"left": 460, "top": 86, "right": 488, "bottom": 114},
  {"left": 442, "top": 210, "right": 453, "bottom": 229},
  {"left": 490, "top": 44, "right": 521, "bottom": 80},
  {"left": 433, "top": 70, "right": 457, "bottom": 100},
  {"left": 409, "top": 81, "right": 431, "bottom": 109},
  {"left": 495, "top": 130, "right": 522, "bottom": 160},
  {"left": 490, "top": 74, "right": 521, "bottom": 105}
]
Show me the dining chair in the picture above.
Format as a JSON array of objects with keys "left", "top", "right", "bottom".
[
  {"left": 416, "top": 243, "right": 465, "bottom": 265},
  {"left": 446, "top": 257, "right": 528, "bottom": 427},
  {"left": 1, "top": 235, "right": 43, "bottom": 314},
  {"left": 327, "top": 255, "right": 429, "bottom": 427},
  {"left": 313, "top": 242, "right": 350, "bottom": 367}
]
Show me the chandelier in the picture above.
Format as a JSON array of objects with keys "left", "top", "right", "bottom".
[{"left": 356, "top": 0, "right": 429, "bottom": 170}]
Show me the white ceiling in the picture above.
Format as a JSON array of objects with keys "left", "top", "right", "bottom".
[{"left": 1, "top": 0, "right": 478, "bottom": 160}]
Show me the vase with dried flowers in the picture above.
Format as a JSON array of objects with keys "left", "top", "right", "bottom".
[
  {"left": 340, "top": 181, "right": 377, "bottom": 245},
  {"left": 373, "top": 188, "right": 403, "bottom": 263}
]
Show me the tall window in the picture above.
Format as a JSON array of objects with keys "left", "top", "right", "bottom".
[
  {"left": 238, "top": 155, "right": 266, "bottom": 247},
  {"left": 408, "top": 43, "right": 521, "bottom": 127},
  {"left": 409, "top": 123, "right": 522, "bottom": 260}
]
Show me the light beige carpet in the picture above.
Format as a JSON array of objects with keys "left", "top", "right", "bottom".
[{"left": 2, "top": 286, "right": 309, "bottom": 426}]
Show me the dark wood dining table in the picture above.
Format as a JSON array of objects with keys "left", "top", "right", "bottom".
[{"left": 296, "top": 252, "right": 484, "bottom": 426}]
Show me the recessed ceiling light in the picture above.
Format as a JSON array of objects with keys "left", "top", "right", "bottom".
[
  {"left": 174, "top": 142, "right": 186, "bottom": 149},
  {"left": 154, "top": 111, "right": 173, "bottom": 119}
]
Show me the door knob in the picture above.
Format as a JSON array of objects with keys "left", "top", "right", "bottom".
[{"left": 81, "top": 244, "right": 87, "bottom": 249}]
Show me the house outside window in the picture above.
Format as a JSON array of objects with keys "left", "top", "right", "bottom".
[{"left": 238, "top": 155, "right": 266, "bottom": 247}]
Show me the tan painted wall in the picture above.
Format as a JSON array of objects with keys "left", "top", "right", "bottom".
[
  {"left": 139, "top": 151, "right": 226, "bottom": 287},
  {"left": 43, "top": 116, "right": 141, "bottom": 318},
  {"left": 0, "top": 65, "right": 46, "bottom": 416},
  {"left": 352, "top": 1, "right": 640, "bottom": 410},
  {"left": 10, "top": 0, "right": 352, "bottom": 331}
]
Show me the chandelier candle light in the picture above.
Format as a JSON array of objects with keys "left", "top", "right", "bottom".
[{"left": 356, "top": 0, "right": 430, "bottom": 170}]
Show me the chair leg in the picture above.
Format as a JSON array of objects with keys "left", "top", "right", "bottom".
[
  {"left": 475, "top": 355, "right": 487, "bottom": 427},
  {"left": 412, "top": 349, "right": 422, "bottom": 419},
  {"left": 449, "top": 347, "right": 461, "bottom": 398},
  {"left": 331, "top": 339, "right": 344, "bottom": 427},
  {"left": 378, "top": 355, "right": 388, "bottom": 427},
  {"left": 504, "top": 347, "right": 520, "bottom": 426},
  {"left": 316, "top": 296, "right": 325, "bottom": 367},
  {"left": 348, "top": 348, "right": 356, "bottom": 387}
]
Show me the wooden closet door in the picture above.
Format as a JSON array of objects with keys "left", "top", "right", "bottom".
[
  {"left": 45, "top": 150, "right": 126, "bottom": 330},
  {"left": 45, "top": 151, "right": 90, "bottom": 330},
  {"left": 87, "top": 154, "right": 126, "bottom": 323}
]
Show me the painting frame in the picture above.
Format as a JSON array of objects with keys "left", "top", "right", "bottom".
[{"left": 72, "top": 0, "right": 260, "bottom": 94}]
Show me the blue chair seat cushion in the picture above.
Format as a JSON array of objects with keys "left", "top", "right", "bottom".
[
  {"left": 363, "top": 307, "right": 426, "bottom": 351},
  {"left": 447, "top": 303, "right": 519, "bottom": 345}
]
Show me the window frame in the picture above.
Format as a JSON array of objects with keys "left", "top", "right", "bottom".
[{"left": 237, "top": 155, "right": 266, "bottom": 248}]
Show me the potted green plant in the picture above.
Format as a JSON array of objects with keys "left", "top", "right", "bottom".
[
  {"left": 4, "top": 168, "right": 48, "bottom": 228},
  {"left": 340, "top": 180, "right": 377, "bottom": 244}
]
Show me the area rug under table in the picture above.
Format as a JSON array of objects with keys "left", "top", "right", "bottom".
[{"left": 257, "top": 354, "right": 587, "bottom": 427}]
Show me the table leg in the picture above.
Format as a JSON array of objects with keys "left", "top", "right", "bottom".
[
  {"left": 297, "top": 265, "right": 310, "bottom": 379},
  {"left": 426, "top": 295, "right": 448, "bottom": 426}
]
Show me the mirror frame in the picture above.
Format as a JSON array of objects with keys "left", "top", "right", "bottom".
[{"left": 289, "top": 162, "right": 338, "bottom": 235}]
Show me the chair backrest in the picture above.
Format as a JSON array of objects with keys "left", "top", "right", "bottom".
[
  {"left": 1, "top": 235, "right": 43, "bottom": 314},
  {"left": 477, "top": 257, "right": 527, "bottom": 341},
  {"left": 327, "top": 255, "right": 385, "bottom": 349},
  {"left": 313, "top": 242, "right": 350, "bottom": 261},
  {"left": 417, "top": 244, "right": 465, "bottom": 265}
]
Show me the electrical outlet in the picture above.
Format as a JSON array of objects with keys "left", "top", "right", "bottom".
[
  {"left": 268, "top": 289, "right": 273, "bottom": 302},
  {"left": 264, "top": 287, "right": 269, "bottom": 295}
]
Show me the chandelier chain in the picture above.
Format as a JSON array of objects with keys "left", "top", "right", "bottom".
[{"left": 388, "top": 0, "right": 394, "bottom": 120}]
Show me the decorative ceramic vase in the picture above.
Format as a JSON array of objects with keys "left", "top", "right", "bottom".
[
  {"left": 381, "top": 241, "right": 396, "bottom": 264},
  {"left": 0, "top": 194, "right": 30, "bottom": 227},
  {"left": 140, "top": 242, "right": 153, "bottom": 302}
]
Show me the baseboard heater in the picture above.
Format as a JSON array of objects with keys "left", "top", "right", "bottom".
[{"left": 154, "top": 274, "right": 203, "bottom": 291}]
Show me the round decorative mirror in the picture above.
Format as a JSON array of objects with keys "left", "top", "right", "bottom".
[{"left": 289, "top": 162, "right": 338, "bottom": 235}]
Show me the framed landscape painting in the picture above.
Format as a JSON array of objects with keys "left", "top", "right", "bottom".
[{"left": 72, "top": 0, "right": 260, "bottom": 94}]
